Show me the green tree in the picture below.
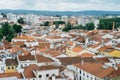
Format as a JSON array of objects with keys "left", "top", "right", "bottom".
[
  {"left": 6, "top": 28, "right": 15, "bottom": 42},
  {"left": 85, "top": 22, "right": 95, "bottom": 30},
  {"left": 0, "top": 33, "right": 3, "bottom": 41},
  {"left": 53, "top": 21, "right": 65, "bottom": 24},
  {"left": 13, "top": 24, "right": 22, "bottom": 33},
  {"left": 72, "top": 25, "right": 84, "bottom": 30},
  {"left": 18, "top": 18, "right": 24, "bottom": 24},
  {"left": 2, "top": 22, "right": 10, "bottom": 36},
  {"left": 62, "top": 22, "right": 72, "bottom": 32},
  {"left": 1, "top": 13, "right": 7, "bottom": 18},
  {"left": 44, "top": 21, "right": 49, "bottom": 26},
  {"left": 98, "top": 18, "right": 120, "bottom": 30}
]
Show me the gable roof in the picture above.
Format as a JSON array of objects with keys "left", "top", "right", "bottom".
[
  {"left": 6, "top": 58, "right": 18, "bottom": 66},
  {"left": 74, "top": 62, "right": 114, "bottom": 78},
  {"left": 18, "top": 54, "right": 36, "bottom": 61},
  {"left": 0, "top": 72, "right": 23, "bottom": 79},
  {"left": 36, "top": 54, "right": 54, "bottom": 62}
]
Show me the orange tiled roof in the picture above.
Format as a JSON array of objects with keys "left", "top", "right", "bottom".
[
  {"left": 18, "top": 54, "right": 36, "bottom": 61},
  {"left": 88, "top": 43, "right": 100, "bottom": 48},
  {"left": 46, "top": 36, "right": 62, "bottom": 39},
  {"left": 36, "top": 54, "right": 54, "bottom": 62},
  {"left": 74, "top": 62, "right": 114, "bottom": 78},
  {"left": 24, "top": 64, "right": 62, "bottom": 78},
  {"left": 115, "top": 44, "right": 120, "bottom": 48},
  {"left": 6, "top": 58, "right": 18, "bottom": 66},
  {"left": 72, "top": 46, "right": 84, "bottom": 53},
  {"left": 14, "top": 35, "right": 34, "bottom": 41},
  {"left": 80, "top": 53, "right": 95, "bottom": 57},
  {"left": 8, "top": 46, "right": 20, "bottom": 53},
  {"left": 36, "top": 48, "right": 48, "bottom": 53},
  {"left": 58, "top": 57, "right": 96, "bottom": 65},
  {"left": 0, "top": 72, "right": 23, "bottom": 79},
  {"left": 45, "top": 49, "right": 62, "bottom": 57},
  {"left": 95, "top": 57, "right": 110, "bottom": 63},
  {"left": 24, "top": 64, "right": 39, "bottom": 78},
  {"left": 98, "top": 45, "right": 113, "bottom": 52},
  {"left": 37, "top": 39, "right": 49, "bottom": 43},
  {"left": 106, "top": 67, "right": 120, "bottom": 78}
]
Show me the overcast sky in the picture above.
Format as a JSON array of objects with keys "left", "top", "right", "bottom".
[{"left": 0, "top": 0, "right": 120, "bottom": 11}]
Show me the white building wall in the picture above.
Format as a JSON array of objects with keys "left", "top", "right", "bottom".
[{"left": 35, "top": 69, "right": 59, "bottom": 80}]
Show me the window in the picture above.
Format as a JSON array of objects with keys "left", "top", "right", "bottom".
[
  {"left": 39, "top": 75, "right": 42, "bottom": 78},
  {"left": 80, "top": 70, "right": 81, "bottom": 74},
  {"left": 25, "top": 64, "right": 27, "bottom": 67},
  {"left": 21, "top": 64, "right": 23, "bottom": 68},
  {"left": 95, "top": 77, "right": 96, "bottom": 80},
  {"left": 52, "top": 74, "right": 55, "bottom": 76},
  {"left": 83, "top": 73, "right": 85, "bottom": 76},
  {"left": 8, "top": 66, "right": 10, "bottom": 69},
  {"left": 87, "top": 75, "right": 89, "bottom": 78},
  {"left": 80, "top": 76, "right": 81, "bottom": 80},
  {"left": 91, "top": 77, "right": 92, "bottom": 80},
  {"left": 12, "top": 66, "right": 14, "bottom": 69},
  {"left": 46, "top": 74, "right": 49, "bottom": 77}
]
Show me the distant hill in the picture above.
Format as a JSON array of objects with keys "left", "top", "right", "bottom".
[{"left": 0, "top": 9, "right": 120, "bottom": 16}]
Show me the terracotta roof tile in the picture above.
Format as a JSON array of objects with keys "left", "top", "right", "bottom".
[
  {"left": 58, "top": 57, "right": 96, "bottom": 65},
  {"left": 46, "top": 36, "right": 62, "bottom": 39},
  {"left": 24, "top": 64, "right": 39, "bottom": 78},
  {"left": 74, "top": 62, "right": 114, "bottom": 78},
  {"left": 36, "top": 54, "right": 54, "bottom": 62},
  {"left": 79, "top": 53, "right": 95, "bottom": 57},
  {"left": 8, "top": 46, "right": 20, "bottom": 53},
  {"left": 0, "top": 72, "right": 23, "bottom": 79},
  {"left": 6, "top": 58, "right": 18, "bottom": 66},
  {"left": 98, "top": 46, "right": 114, "bottom": 52},
  {"left": 18, "top": 54, "right": 36, "bottom": 61},
  {"left": 95, "top": 57, "right": 110, "bottom": 63},
  {"left": 45, "top": 49, "right": 62, "bottom": 57},
  {"left": 108, "top": 67, "right": 120, "bottom": 78},
  {"left": 88, "top": 43, "right": 100, "bottom": 48},
  {"left": 72, "top": 46, "right": 84, "bottom": 53}
]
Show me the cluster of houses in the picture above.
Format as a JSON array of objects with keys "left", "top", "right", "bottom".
[
  {"left": 0, "top": 28, "right": 120, "bottom": 80},
  {"left": 0, "top": 13, "right": 100, "bottom": 31}
]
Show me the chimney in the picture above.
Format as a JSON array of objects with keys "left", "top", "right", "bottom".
[
  {"left": 81, "top": 59, "right": 84, "bottom": 66},
  {"left": 20, "top": 33, "right": 22, "bottom": 38},
  {"left": 112, "top": 21, "right": 115, "bottom": 31}
]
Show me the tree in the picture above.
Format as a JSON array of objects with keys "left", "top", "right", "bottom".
[
  {"left": 1, "top": 13, "right": 7, "bottom": 18},
  {"left": 44, "top": 21, "right": 49, "bottom": 26},
  {"left": 1, "top": 22, "right": 16, "bottom": 42},
  {"left": 0, "top": 33, "right": 3, "bottom": 41},
  {"left": 13, "top": 24, "right": 22, "bottom": 33},
  {"left": 53, "top": 21, "right": 65, "bottom": 25},
  {"left": 2, "top": 22, "right": 10, "bottom": 36},
  {"left": 98, "top": 18, "right": 120, "bottom": 30},
  {"left": 62, "top": 22, "right": 72, "bottom": 32},
  {"left": 18, "top": 18, "right": 24, "bottom": 24},
  {"left": 72, "top": 25, "right": 85, "bottom": 30},
  {"left": 85, "top": 22, "right": 95, "bottom": 30},
  {"left": 6, "top": 28, "right": 15, "bottom": 42}
]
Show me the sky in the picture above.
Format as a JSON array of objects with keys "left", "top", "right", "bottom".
[{"left": 0, "top": 0, "right": 120, "bottom": 11}]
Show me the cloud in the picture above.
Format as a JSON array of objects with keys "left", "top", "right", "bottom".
[{"left": 0, "top": 0, "right": 119, "bottom": 11}]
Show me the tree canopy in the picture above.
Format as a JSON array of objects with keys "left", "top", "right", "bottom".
[
  {"left": 98, "top": 18, "right": 120, "bottom": 30},
  {"left": 85, "top": 22, "right": 95, "bottom": 30},
  {"left": 2, "top": 22, "right": 10, "bottom": 36},
  {"left": 43, "top": 21, "right": 49, "bottom": 26},
  {"left": 13, "top": 24, "right": 22, "bottom": 33},
  {"left": 18, "top": 18, "right": 25, "bottom": 24},
  {"left": 0, "top": 22, "right": 19, "bottom": 42}
]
